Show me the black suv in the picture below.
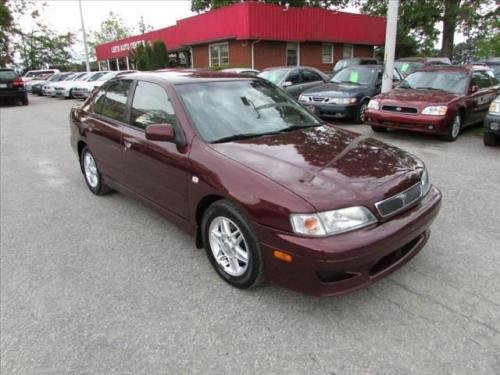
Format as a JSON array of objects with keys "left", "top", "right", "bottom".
[{"left": 0, "top": 69, "right": 28, "bottom": 105}]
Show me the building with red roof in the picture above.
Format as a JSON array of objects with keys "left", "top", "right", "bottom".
[{"left": 95, "top": 1, "right": 386, "bottom": 72}]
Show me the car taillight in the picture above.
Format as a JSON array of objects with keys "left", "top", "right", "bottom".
[{"left": 13, "top": 78, "right": 24, "bottom": 87}]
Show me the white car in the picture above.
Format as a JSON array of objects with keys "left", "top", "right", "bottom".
[
  {"left": 22, "top": 69, "right": 60, "bottom": 82},
  {"left": 42, "top": 72, "right": 75, "bottom": 96},
  {"left": 53, "top": 72, "right": 90, "bottom": 98},
  {"left": 220, "top": 68, "right": 260, "bottom": 76},
  {"left": 25, "top": 73, "right": 54, "bottom": 92},
  {"left": 72, "top": 70, "right": 135, "bottom": 99}
]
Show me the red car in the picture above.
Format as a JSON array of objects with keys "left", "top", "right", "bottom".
[
  {"left": 366, "top": 65, "right": 499, "bottom": 141},
  {"left": 70, "top": 71, "right": 441, "bottom": 296}
]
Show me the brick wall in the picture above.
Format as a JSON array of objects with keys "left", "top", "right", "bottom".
[
  {"left": 254, "top": 41, "right": 286, "bottom": 70},
  {"left": 192, "top": 44, "right": 208, "bottom": 68},
  {"left": 354, "top": 45, "right": 375, "bottom": 58}
]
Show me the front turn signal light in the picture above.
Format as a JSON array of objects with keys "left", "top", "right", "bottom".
[{"left": 273, "top": 250, "right": 293, "bottom": 263}]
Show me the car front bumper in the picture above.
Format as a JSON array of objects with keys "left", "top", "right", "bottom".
[
  {"left": 484, "top": 113, "right": 500, "bottom": 136},
  {"left": 54, "top": 88, "right": 71, "bottom": 98},
  {"left": 255, "top": 186, "right": 442, "bottom": 296},
  {"left": 72, "top": 90, "right": 91, "bottom": 99},
  {"left": 365, "top": 109, "right": 452, "bottom": 135},
  {"left": 302, "top": 102, "right": 358, "bottom": 119},
  {"left": 42, "top": 87, "right": 56, "bottom": 96}
]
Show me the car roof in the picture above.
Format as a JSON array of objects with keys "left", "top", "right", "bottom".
[
  {"left": 116, "top": 70, "right": 256, "bottom": 85},
  {"left": 262, "top": 66, "right": 322, "bottom": 71}
]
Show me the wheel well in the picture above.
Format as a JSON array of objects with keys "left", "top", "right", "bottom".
[
  {"left": 195, "top": 195, "right": 224, "bottom": 248},
  {"left": 77, "top": 141, "right": 86, "bottom": 159}
]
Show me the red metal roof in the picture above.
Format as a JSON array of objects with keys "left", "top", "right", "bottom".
[{"left": 96, "top": 2, "right": 386, "bottom": 60}]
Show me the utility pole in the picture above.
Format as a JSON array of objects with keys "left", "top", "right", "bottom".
[
  {"left": 79, "top": 0, "right": 90, "bottom": 72},
  {"left": 382, "top": 0, "right": 399, "bottom": 93}
]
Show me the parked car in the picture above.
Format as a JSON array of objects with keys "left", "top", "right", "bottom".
[
  {"left": 258, "top": 66, "right": 329, "bottom": 98},
  {"left": 395, "top": 57, "right": 452, "bottom": 77},
  {"left": 299, "top": 65, "right": 402, "bottom": 123},
  {"left": 42, "top": 72, "right": 75, "bottom": 96},
  {"left": 476, "top": 57, "right": 500, "bottom": 80},
  {"left": 365, "top": 65, "right": 499, "bottom": 141},
  {"left": 70, "top": 71, "right": 442, "bottom": 296},
  {"left": 330, "top": 57, "right": 379, "bottom": 76},
  {"left": 221, "top": 68, "right": 260, "bottom": 76},
  {"left": 0, "top": 68, "right": 28, "bottom": 105},
  {"left": 31, "top": 72, "right": 68, "bottom": 95},
  {"left": 24, "top": 73, "right": 53, "bottom": 92},
  {"left": 53, "top": 72, "right": 107, "bottom": 99},
  {"left": 72, "top": 71, "right": 135, "bottom": 99},
  {"left": 22, "top": 69, "right": 60, "bottom": 82},
  {"left": 484, "top": 95, "right": 500, "bottom": 146}
]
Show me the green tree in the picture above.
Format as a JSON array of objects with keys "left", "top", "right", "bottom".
[
  {"left": 138, "top": 15, "right": 153, "bottom": 34},
  {"left": 88, "top": 11, "right": 132, "bottom": 58},
  {"left": 0, "top": 0, "right": 14, "bottom": 66},
  {"left": 150, "top": 40, "right": 168, "bottom": 70}
]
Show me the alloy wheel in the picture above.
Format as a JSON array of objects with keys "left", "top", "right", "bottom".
[
  {"left": 83, "top": 152, "right": 99, "bottom": 188},
  {"left": 208, "top": 216, "right": 249, "bottom": 277}
]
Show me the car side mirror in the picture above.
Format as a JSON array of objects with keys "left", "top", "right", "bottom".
[
  {"left": 282, "top": 81, "right": 293, "bottom": 88},
  {"left": 470, "top": 85, "right": 479, "bottom": 93},
  {"left": 145, "top": 123, "right": 175, "bottom": 142}
]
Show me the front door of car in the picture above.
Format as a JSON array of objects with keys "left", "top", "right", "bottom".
[
  {"left": 282, "top": 69, "right": 304, "bottom": 98},
  {"left": 84, "top": 79, "right": 133, "bottom": 183},
  {"left": 121, "top": 80, "right": 190, "bottom": 219}
]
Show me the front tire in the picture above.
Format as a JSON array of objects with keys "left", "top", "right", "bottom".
[
  {"left": 201, "top": 200, "right": 264, "bottom": 289},
  {"left": 484, "top": 132, "right": 499, "bottom": 146},
  {"left": 355, "top": 100, "right": 368, "bottom": 124},
  {"left": 80, "top": 147, "right": 112, "bottom": 195},
  {"left": 441, "top": 113, "right": 461, "bottom": 142}
]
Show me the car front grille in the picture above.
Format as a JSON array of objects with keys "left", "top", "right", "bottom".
[
  {"left": 375, "top": 182, "right": 422, "bottom": 218},
  {"left": 312, "top": 97, "right": 327, "bottom": 103},
  {"left": 55, "top": 87, "right": 64, "bottom": 90},
  {"left": 382, "top": 105, "right": 418, "bottom": 114}
]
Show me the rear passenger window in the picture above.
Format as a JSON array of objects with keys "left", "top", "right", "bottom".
[
  {"left": 287, "top": 70, "right": 301, "bottom": 85},
  {"left": 130, "top": 81, "right": 178, "bottom": 129},
  {"left": 93, "top": 80, "right": 132, "bottom": 121},
  {"left": 302, "top": 70, "right": 323, "bottom": 82},
  {"left": 472, "top": 71, "right": 492, "bottom": 88}
]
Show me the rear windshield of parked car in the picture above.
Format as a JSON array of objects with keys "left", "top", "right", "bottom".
[
  {"left": 0, "top": 70, "right": 17, "bottom": 79},
  {"left": 258, "top": 69, "right": 288, "bottom": 84},
  {"left": 331, "top": 67, "right": 378, "bottom": 85},
  {"left": 399, "top": 71, "right": 469, "bottom": 94},
  {"left": 395, "top": 61, "right": 425, "bottom": 75},
  {"left": 176, "top": 79, "right": 321, "bottom": 143}
]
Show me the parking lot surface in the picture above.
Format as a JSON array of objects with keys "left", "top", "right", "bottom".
[{"left": 1, "top": 95, "right": 499, "bottom": 374}]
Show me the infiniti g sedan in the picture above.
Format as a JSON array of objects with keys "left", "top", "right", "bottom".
[{"left": 70, "top": 71, "right": 441, "bottom": 296}]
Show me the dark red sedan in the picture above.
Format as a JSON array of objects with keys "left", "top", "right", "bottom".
[
  {"left": 70, "top": 71, "right": 442, "bottom": 296},
  {"left": 366, "top": 65, "right": 499, "bottom": 141}
]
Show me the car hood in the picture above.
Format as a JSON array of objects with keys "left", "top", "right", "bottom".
[
  {"left": 210, "top": 125, "right": 423, "bottom": 212},
  {"left": 302, "top": 82, "right": 372, "bottom": 97},
  {"left": 377, "top": 88, "right": 461, "bottom": 107}
]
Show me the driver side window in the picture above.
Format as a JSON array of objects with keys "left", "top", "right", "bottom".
[{"left": 286, "top": 70, "right": 301, "bottom": 85}]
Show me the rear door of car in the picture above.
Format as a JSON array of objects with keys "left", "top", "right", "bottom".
[
  {"left": 466, "top": 70, "right": 497, "bottom": 125},
  {"left": 84, "top": 79, "right": 133, "bottom": 182},
  {"left": 121, "top": 79, "right": 190, "bottom": 219}
]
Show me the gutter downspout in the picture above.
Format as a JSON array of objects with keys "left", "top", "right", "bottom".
[{"left": 251, "top": 40, "right": 261, "bottom": 70}]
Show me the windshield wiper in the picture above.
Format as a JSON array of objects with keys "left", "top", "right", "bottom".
[
  {"left": 212, "top": 133, "right": 263, "bottom": 143},
  {"left": 276, "top": 123, "right": 323, "bottom": 133},
  {"left": 415, "top": 87, "right": 446, "bottom": 91},
  {"left": 339, "top": 80, "right": 361, "bottom": 85},
  {"left": 212, "top": 124, "right": 323, "bottom": 143}
]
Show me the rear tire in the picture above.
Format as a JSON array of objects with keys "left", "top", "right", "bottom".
[
  {"left": 22, "top": 95, "right": 29, "bottom": 105},
  {"left": 371, "top": 125, "right": 387, "bottom": 133},
  {"left": 80, "top": 147, "right": 112, "bottom": 195},
  {"left": 484, "top": 132, "right": 499, "bottom": 146},
  {"left": 441, "top": 113, "right": 461, "bottom": 142},
  {"left": 201, "top": 200, "right": 264, "bottom": 289}
]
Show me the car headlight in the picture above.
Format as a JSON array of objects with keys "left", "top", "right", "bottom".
[
  {"left": 329, "top": 97, "right": 357, "bottom": 104},
  {"left": 290, "top": 206, "right": 377, "bottom": 236},
  {"left": 421, "top": 168, "right": 431, "bottom": 196},
  {"left": 367, "top": 99, "right": 379, "bottom": 110},
  {"left": 299, "top": 95, "right": 310, "bottom": 102},
  {"left": 421, "top": 106, "right": 447, "bottom": 116},
  {"left": 489, "top": 100, "right": 500, "bottom": 114}
]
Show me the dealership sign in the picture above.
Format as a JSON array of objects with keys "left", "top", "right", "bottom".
[{"left": 111, "top": 40, "right": 145, "bottom": 54}]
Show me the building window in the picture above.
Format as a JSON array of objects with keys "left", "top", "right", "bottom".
[
  {"left": 286, "top": 42, "right": 298, "bottom": 66},
  {"left": 209, "top": 42, "right": 229, "bottom": 67},
  {"left": 322, "top": 43, "right": 334, "bottom": 64},
  {"left": 343, "top": 44, "right": 354, "bottom": 59}
]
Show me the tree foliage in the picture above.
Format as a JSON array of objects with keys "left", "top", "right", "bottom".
[
  {"left": 132, "top": 40, "right": 169, "bottom": 71},
  {"left": 17, "top": 31, "right": 75, "bottom": 70},
  {"left": 138, "top": 15, "right": 153, "bottom": 34},
  {"left": 191, "top": 0, "right": 350, "bottom": 12}
]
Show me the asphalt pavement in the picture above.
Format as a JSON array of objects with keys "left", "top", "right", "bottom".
[{"left": 1, "top": 95, "right": 499, "bottom": 374}]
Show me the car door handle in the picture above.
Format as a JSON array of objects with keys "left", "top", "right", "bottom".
[{"left": 124, "top": 140, "right": 133, "bottom": 150}]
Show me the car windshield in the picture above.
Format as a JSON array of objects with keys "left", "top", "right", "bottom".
[
  {"left": 395, "top": 61, "right": 425, "bottom": 76},
  {"left": 177, "top": 80, "right": 322, "bottom": 143},
  {"left": 72, "top": 73, "right": 87, "bottom": 81},
  {"left": 398, "top": 71, "right": 469, "bottom": 94},
  {"left": 333, "top": 60, "right": 351, "bottom": 72},
  {"left": 0, "top": 70, "right": 17, "bottom": 79},
  {"left": 97, "top": 72, "right": 117, "bottom": 81},
  {"left": 87, "top": 72, "right": 107, "bottom": 82},
  {"left": 258, "top": 69, "right": 288, "bottom": 84},
  {"left": 331, "top": 67, "right": 377, "bottom": 85}
]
